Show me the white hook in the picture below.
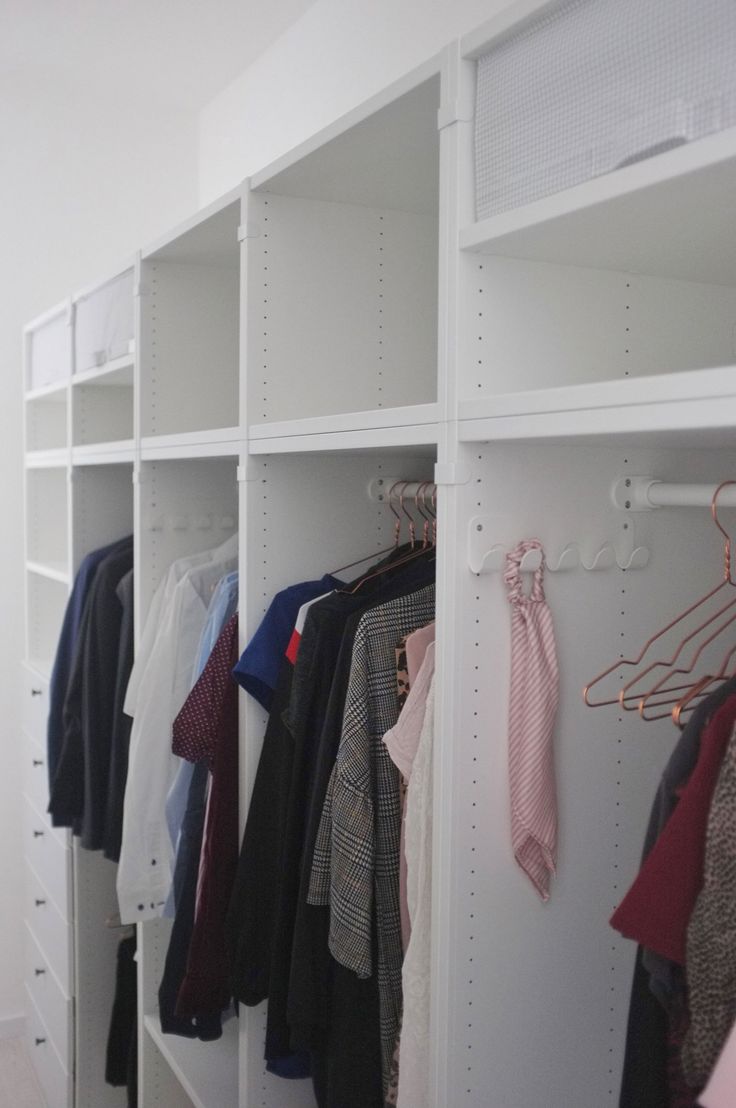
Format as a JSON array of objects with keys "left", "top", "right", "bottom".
[{"left": 467, "top": 516, "right": 650, "bottom": 575}]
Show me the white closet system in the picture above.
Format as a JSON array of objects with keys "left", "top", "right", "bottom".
[{"left": 20, "top": 1, "right": 736, "bottom": 1103}]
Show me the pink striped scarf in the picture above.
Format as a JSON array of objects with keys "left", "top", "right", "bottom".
[{"left": 504, "top": 540, "right": 559, "bottom": 900}]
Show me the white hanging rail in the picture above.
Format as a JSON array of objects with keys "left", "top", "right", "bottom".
[{"left": 612, "top": 476, "right": 736, "bottom": 511}]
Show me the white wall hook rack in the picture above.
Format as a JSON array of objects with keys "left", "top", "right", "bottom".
[{"left": 467, "top": 516, "right": 650, "bottom": 575}]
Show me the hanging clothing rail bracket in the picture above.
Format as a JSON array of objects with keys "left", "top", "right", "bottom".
[{"left": 612, "top": 476, "right": 736, "bottom": 512}]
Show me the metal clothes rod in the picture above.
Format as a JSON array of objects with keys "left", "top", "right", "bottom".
[{"left": 614, "top": 477, "right": 736, "bottom": 512}]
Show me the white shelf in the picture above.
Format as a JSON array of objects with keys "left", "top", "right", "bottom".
[
  {"left": 144, "top": 1014, "right": 238, "bottom": 1108},
  {"left": 26, "top": 561, "right": 70, "bottom": 586},
  {"left": 25, "top": 381, "right": 69, "bottom": 404},
  {"left": 459, "top": 127, "right": 736, "bottom": 285},
  {"left": 458, "top": 364, "right": 736, "bottom": 445},
  {"left": 72, "top": 353, "right": 134, "bottom": 388},
  {"left": 72, "top": 441, "right": 135, "bottom": 466},
  {"left": 140, "top": 428, "right": 241, "bottom": 461},
  {"left": 248, "top": 403, "right": 440, "bottom": 454},
  {"left": 25, "top": 449, "right": 68, "bottom": 469}
]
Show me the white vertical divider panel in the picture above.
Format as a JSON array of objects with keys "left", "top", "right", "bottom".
[
  {"left": 238, "top": 450, "right": 435, "bottom": 1108},
  {"left": 430, "top": 42, "right": 474, "bottom": 1108}
]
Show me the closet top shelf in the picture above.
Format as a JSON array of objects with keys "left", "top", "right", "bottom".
[
  {"left": 458, "top": 364, "right": 736, "bottom": 446},
  {"left": 460, "top": 127, "right": 736, "bottom": 285},
  {"left": 72, "top": 353, "right": 134, "bottom": 388}
]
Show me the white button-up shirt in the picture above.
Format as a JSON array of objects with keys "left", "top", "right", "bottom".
[{"left": 116, "top": 534, "right": 238, "bottom": 924}]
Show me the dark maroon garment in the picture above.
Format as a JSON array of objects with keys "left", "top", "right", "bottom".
[{"left": 172, "top": 613, "right": 239, "bottom": 1018}]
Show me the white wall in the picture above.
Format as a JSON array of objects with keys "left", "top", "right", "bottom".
[
  {"left": 198, "top": 0, "right": 512, "bottom": 201},
  {"left": 0, "top": 71, "right": 198, "bottom": 1025}
]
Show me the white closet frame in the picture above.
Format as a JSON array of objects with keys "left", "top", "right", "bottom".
[{"left": 23, "top": 1, "right": 736, "bottom": 1103}]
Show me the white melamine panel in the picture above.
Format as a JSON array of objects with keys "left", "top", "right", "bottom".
[
  {"left": 70, "top": 464, "right": 134, "bottom": 572},
  {"left": 145, "top": 1015, "right": 238, "bottom": 1108},
  {"left": 25, "top": 866, "right": 72, "bottom": 993},
  {"left": 20, "top": 664, "right": 49, "bottom": 746},
  {"left": 74, "top": 268, "right": 135, "bottom": 374},
  {"left": 72, "top": 381, "right": 134, "bottom": 446},
  {"left": 23, "top": 796, "right": 71, "bottom": 919},
  {"left": 140, "top": 259, "right": 239, "bottom": 437},
  {"left": 245, "top": 193, "right": 437, "bottom": 422},
  {"left": 73, "top": 847, "right": 128, "bottom": 1108},
  {"left": 24, "top": 923, "right": 71, "bottom": 1070},
  {"left": 25, "top": 392, "right": 68, "bottom": 452},
  {"left": 23, "top": 733, "right": 50, "bottom": 817},
  {"left": 239, "top": 449, "right": 435, "bottom": 1108},
  {"left": 440, "top": 439, "right": 736, "bottom": 1106},
  {"left": 27, "top": 308, "right": 71, "bottom": 393},
  {"left": 26, "top": 574, "right": 69, "bottom": 680},
  {"left": 25, "top": 986, "right": 72, "bottom": 1108},
  {"left": 26, "top": 468, "right": 69, "bottom": 570},
  {"left": 460, "top": 253, "right": 736, "bottom": 398}
]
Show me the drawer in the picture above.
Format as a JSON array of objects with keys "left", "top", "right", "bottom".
[
  {"left": 25, "top": 984, "right": 73, "bottom": 1108},
  {"left": 24, "top": 922, "right": 72, "bottom": 1070},
  {"left": 25, "top": 867, "right": 72, "bottom": 993},
  {"left": 23, "top": 732, "right": 50, "bottom": 817},
  {"left": 20, "top": 663, "right": 50, "bottom": 746},
  {"left": 23, "top": 795, "right": 71, "bottom": 919}
]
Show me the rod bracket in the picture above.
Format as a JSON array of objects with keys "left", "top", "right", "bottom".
[{"left": 611, "top": 475, "right": 660, "bottom": 512}]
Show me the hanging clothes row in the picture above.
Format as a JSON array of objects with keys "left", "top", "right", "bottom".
[
  {"left": 225, "top": 537, "right": 436, "bottom": 1108},
  {"left": 613, "top": 677, "right": 736, "bottom": 1107}
]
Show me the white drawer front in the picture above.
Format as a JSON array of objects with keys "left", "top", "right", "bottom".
[
  {"left": 25, "top": 984, "right": 73, "bottom": 1108},
  {"left": 23, "top": 732, "right": 50, "bottom": 818},
  {"left": 25, "top": 867, "right": 72, "bottom": 993},
  {"left": 23, "top": 795, "right": 71, "bottom": 919},
  {"left": 24, "top": 922, "right": 72, "bottom": 1071},
  {"left": 20, "top": 663, "right": 50, "bottom": 746}
]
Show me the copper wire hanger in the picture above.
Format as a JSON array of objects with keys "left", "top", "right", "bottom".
[
  {"left": 338, "top": 479, "right": 434, "bottom": 596},
  {"left": 415, "top": 481, "right": 433, "bottom": 547},
  {"left": 583, "top": 479, "right": 736, "bottom": 709}
]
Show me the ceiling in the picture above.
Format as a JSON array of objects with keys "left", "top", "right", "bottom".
[{"left": 0, "top": 0, "right": 318, "bottom": 111}]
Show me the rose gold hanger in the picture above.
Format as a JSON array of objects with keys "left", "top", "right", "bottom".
[{"left": 583, "top": 479, "right": 736, "bottom": 709}]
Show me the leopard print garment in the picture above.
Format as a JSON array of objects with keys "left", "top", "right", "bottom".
[{"left": 682, "top": 721, "right": 736, "bottom": 1086}]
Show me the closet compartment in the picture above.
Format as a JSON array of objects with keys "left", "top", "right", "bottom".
[
  {"left": 437, "top": 435, "right": 736, "bottom": 1107},
  {"left": 246, "top": 65, "right": 440, "bottom": 435},
  {"left": 25, "top": 390, "right": 68, "bottom": 453},
  {"left": 25, "top": 303, "right": 72, "bottom": 393},
  {"left": 70, "top": 463, "right": 134, "bottom": 566},
  {"left": 139, "top": 193, "right": 241, "bottom": 444},
  {"left": 26, "top": 573, "right": 69, "bottom": 679},
  {"left": 72, "top": 370, "right": 134, "bottom": 453},
  {"left": 74, "top": 266, "right": 135, "bottom": 375},
  {"left": 26, "top": 467, "right": 69, "bottom": 576},
  {"left": 472, "top": 0, "right": 736, "bottom": 222},
  {"left": 135, "top": 452, "right": 239, "bottom": 1108}
]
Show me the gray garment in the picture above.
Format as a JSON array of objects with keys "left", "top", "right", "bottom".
[{"left": 309, "top": 585, "right": 435, "bottom": 1097}]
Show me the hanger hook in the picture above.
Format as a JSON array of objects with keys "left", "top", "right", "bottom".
[
  {"left": 415, "top": 480, "right": 432, "bottom": 546},
  {"left": 398, "top": 481, "right": 416, "bottom": 548},
  {"left": 388, "top": 481, "right": 404, "bottom": 546},
  {"left": 711, "top": 480, "right": 736, "bottom": 582}
]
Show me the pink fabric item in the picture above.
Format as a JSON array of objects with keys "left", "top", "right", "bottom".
[
  {"left": 405, "top": 621, "right": 435, "bottom": 687},
  {"left": 384, "top": 642, "right": 435, "bottom": 951},
  {"left": 504, "top": 540, "right": 559, "bottom": 901},
  {"left": 700, "top": 1015, "right": 736, "bottom": 1108}
]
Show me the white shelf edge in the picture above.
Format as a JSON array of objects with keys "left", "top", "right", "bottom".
[
  {"left": 249, "top": 421, "right": 440, "bottom": 455},
  {"left": 25, "top": 382, "right": 69, "bottom": 403},
  {"left": 26, "top": 561, "right": 71, "bottom": 585},
  {"left": 140, "top": 427, "right": 241, "bottom": 461},
  {"left": 25, "top": 450, "right": 69, "bottom": 469},
  {"left": 72, "top": 353, "right": 135, "bottom": 387},
  {"left": 72, "top": 440, "right": 135, "bottom": 466},
  {"left": 249, "top": 402, "right": 439, "bottom": 441},
  {"left": 143, "top": 1013, "right": 238, "bottom": 1108},
  {"left": 459, "top": 126, "right": 736, "bottom": 254}
]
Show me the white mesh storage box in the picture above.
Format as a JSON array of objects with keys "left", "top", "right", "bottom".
[
  {"left": 74, "top": 267, "right": 135, "bottom": 373},
  {"left": 474, "top": 0, "right": 736, "bottom": 221},
  {"left": 26, "top": 308, "right": 71, "bottom": 392}
]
